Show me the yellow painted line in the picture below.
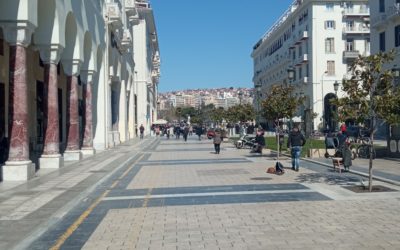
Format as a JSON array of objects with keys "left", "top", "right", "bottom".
[
  {"left": 49, "top": 190, "right": 110, "bottom": 250},
  {"left": 142, "top": 188, "right": 153, "bottom": 208},
  {"left": 50, "top": 154, "right": 144, "bottom": 250}
]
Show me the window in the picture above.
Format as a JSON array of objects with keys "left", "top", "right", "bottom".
[
  {"left": 299, "top": 67, "right": 303, "bottom": 79},
  {"left": 306, "top": 64, "right": 309, "bottom": 77},
  {"left": 346, "top": 38, "right": 354, "bottom": 51},
  {"left": 379, "top": 32, "right": 386, "bottom": 51},
  {"left": 326, "top": 3, "right": 334, "bottom": 11},
  {"left": 325, "top": 20, "right": 336, "bottom": 29},
  {"left": 325, "top": 38, "right": 335, "bottom": 53},
  {"left": 345, "top": 2, "right": 354, "bottom": 12},
  {"left": 327, "top": 61, "right": 335, "bottom": 75},
  {"left": 346, "top": 21, "right": 354, "bottom": 31},
  {"left": 299, "top": 45, "right": 302, "bottom": 57},
  {"left": 379, "top": 0, "right": 385, "bottom": 13},
  {"left": 395, "top": 25, "right": 400, "bottom": 47}
]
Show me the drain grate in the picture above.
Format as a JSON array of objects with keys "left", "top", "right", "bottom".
[
  {"left": 197, "top": 169, "right": 249, "bottom": 176},
  {"left": 89, "top": 170, "right": 108, "bottom": 173}
]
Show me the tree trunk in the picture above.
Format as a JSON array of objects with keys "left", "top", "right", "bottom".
[{"left": 368, "top": 129, "right": 374, "bottom": 192}]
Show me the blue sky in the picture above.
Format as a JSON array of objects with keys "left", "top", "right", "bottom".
[{"left": 151, "top": 0, "right": 294, "bottom": 92}]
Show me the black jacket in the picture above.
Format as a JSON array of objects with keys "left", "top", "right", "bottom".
[
  {"left": 287, "top": 130, "right": 306, "bottom": 147},
  {"left": 255, "top": 134, "right": 265, "bottom": 146}
]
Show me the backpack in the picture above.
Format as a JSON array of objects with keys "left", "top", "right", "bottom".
[{"left": 275, "top": 162, "right": 285, "bottom": 175}]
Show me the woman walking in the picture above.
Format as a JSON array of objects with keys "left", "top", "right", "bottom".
[{"left": 213, "top": 129, "right": 222, "bottom": 154}]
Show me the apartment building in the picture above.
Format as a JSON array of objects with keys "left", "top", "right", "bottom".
[
  {"left": 252, "top": 0, "right": 370, "bottom": 134},
  {"left": 370, "top": 0, "right": 400, "bottom": 156}
]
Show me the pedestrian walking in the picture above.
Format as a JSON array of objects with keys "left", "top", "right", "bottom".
[
  {"left": 139, "top": 124, "right": 145, "bottom": 139},
  {"left": 213, "top": 129, "right": 222, "bottom": 154},
  {"left": 287, "top": 126, "right": 306, "bottom": 171},
  {"left": 183, "top": 125, "right": 189, "bottom": 142},
  {"left": 196, "top": 126, "right": 203, "bottom": 140}
]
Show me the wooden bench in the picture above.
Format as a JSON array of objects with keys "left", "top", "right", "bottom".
[{"left": 332, "top": 157, "right": 344, "bottom": 173}]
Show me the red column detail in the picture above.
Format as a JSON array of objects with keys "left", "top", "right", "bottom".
[
  {"left": 8, "top": 45, "right": 29, "bottom": 161},
  {"left": 66, "top": 75, "right": 80, "bottom": 151}
]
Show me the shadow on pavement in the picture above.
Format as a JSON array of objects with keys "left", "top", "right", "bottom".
[{"left": 295, "top": 172, "right": 362, "bottom": 185}]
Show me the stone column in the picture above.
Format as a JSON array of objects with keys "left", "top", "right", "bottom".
[
  {"left": 81, "top": 70, "right": 96, "bottom": 156},
  {"left": 2, "top": 24, "right": 35, "bottom": 181},
  {"left": 119, "top": 80, "right": 128, "bottom": 142},
  {"left": 38, "top": 45, "right": 64, "bottom": 168},
  {"left": 63, "top": 60, "right": 82, "bottom": 161}
]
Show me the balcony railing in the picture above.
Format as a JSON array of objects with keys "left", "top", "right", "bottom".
[
  {"left": 342, "top": 8, "right": 369, "bottom": 16},
  {"left": 387, "top": 5, "right": 400, "bottom": 22},
  {"left": 342, "top": 26, "right": 370, "bottom": 34},
  {"left": 106, "top": 3, "right": 123, "bottom": 28},
  {"left": 343, "top": 50, "right": 360, "bottom": 59},
  {"left": 125, "top": 0, "right": 137, "bottom": 16},
  {"left": 371, "top": 14, "right": 387, "bottom": 29}
]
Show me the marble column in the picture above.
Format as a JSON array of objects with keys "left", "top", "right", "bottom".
[
  {"left": 81, "top": 71, "right": 96, "bottom": 156},
  {"left": 63, "top": 60, "right": 82, "bottom": 161},
  {"left": 38, "top": 45, "right": 64, "bottom": 168},
  {"left": 2, "top": 24, "right": 35, "bottom": 181},
  {"left": 119, "top": 80, "right": 128, "bottom": 142}
]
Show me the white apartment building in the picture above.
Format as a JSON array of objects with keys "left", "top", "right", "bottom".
[
  {"left": 370, "top": 0, "right": 400, "bottom": 156},
  {"left": 252, "top": 0, "right": 370, "bottom": 134}
]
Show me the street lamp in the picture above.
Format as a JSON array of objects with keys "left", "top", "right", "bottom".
[
  {"left": 255, "top": 82, "right": 262, "bottom": 124},
  {"left": 321, "top": 71, "right": 328, "bottom": 131},
  {"left": 287, "top": 66, "right": 295, "bottom": 84},
  {"left": 333, "top": 81, "right": 340, "bottom": 96},
  {"left": 238, "top": 90, "right": 243, "bottom": 105},
  {"left": 392, "top": 67, "right": 400, "bottom": 87}
]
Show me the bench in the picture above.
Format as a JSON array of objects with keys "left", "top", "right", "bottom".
[{"left": 331, "top": 157, "right": 344, "bottom": 173}]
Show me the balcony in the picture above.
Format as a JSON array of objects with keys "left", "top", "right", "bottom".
[
  {"left": 125, "top": 0, "right": 137, "bottom": 17},
  {"left": 136, "top": 0, "right": 151, "bottom": 13},
  {"left": 387, "top": 5, "right": 400, "bottom": 22},
  {"left": 300, "top": 31, "right": 308, "bottom": 40},
  {"left": 371, "top": 14, "right": 387, "bottom": 29},
  {"left": 120, "top": 30, "right": 132, "bottom": 53},
  {"left": 295, "top": 54, "right": 308, "bottom": 66},
  {"left": 342, "top": 25, "right": 370, "bottom": 35},
  {"left": 343, "top": 50, "right": 360, "bottom": 59},
  {"left": 106, "top": 3, "right": 123, "bottom": 28},
  {"left": 342, "top": 8, "right": 369, "bottom": 17}
]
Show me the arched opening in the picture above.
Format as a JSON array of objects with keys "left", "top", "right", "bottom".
[{"left": 324, "top": 93, "right": 337, "bottom": 132}]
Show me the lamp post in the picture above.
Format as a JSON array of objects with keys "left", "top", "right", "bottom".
[
  {"left": 321, "top": 71, "right": 328, "bottom": 131},
  {"left": 238, "top": 90, "right": 243, "bottom": 105},
  {"left": 255, "top": 82, "right": 262, "bottom": 124},
  {"left": 333, "top": 81, "right": 339, "bottom": 96},
  {"left": 392, "top": 67, "right": 400, "bottom": 87},
  {"left": 287, "top": 66, "right": 295, "bottom": 85}
]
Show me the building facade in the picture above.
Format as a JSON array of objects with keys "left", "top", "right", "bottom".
[
  {"left": 0, "top": 0, "right": 160, "bottom": 181},
  {"left": 370, "top": 0, "right": 400, "bottom": 156},
  {"left": 252, "top": 0, "right": 370, "bottom": 134}
]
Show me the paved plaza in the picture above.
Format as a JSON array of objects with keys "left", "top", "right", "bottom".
[{"left": 1, "top": 136, "right": 400, "bottom": 250}]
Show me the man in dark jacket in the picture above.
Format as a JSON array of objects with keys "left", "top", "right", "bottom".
[{"left": 287, "top": 127, "right": 306, "bottom": 171}]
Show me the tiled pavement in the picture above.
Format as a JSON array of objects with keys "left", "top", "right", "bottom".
[{"left": 1, "top": 136, "right": 400, "bottom": 249}]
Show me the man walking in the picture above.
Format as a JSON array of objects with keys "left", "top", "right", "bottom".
[
  {"left": 139, "top": 124, "right": 145, "bottom": 139},
  {"left": 287, "top": 126, "right": 306, "bottom": 171}
]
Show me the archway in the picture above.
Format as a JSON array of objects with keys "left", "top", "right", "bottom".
[{"left": 324, "top": 93, "right": 337, "bottom": 132}]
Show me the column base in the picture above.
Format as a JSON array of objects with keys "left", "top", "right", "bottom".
[
  {"left": 63, "top": 150, "right": 82, "bottom": 161},
  {"left": 81, "top": 147, "right": 96, "bottom": 156},
  {"left": 2, "top": 161, "right": 35, "bottom": 181},
  {"left": 39, "top": 154, "right": 64, "bottom": 169}
]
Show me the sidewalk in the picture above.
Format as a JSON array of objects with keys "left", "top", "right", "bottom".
[
  {"left": 0, "top": 137, "right": 154, "bottom": 250},
  {"left": 304, "top": 155, "right": 400, "bottom": 185}
]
